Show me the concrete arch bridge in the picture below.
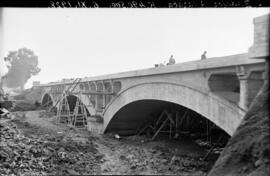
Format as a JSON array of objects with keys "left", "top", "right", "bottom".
[{"left": 35, "top": 54, "right": 265, "bottom": 136}]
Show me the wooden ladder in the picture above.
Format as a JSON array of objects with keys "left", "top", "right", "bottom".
[
  {"left": 57, "top": 94, "right": 71, "bottom": 124},
  {"left": 49, "top": 78, "right": 82, "bottom": 112},
  {"left": 71, "top": 91, "right": 88, "bottom": 128}
]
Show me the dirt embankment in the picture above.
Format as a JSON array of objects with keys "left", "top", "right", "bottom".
[
  {"left": 209, "top": 81, "right": 270, "bottom": 176},
  {"left": 1, "top": 111, "right": 217, "bottom": 175},
  {"left": 0, "top": 112, "right": 102, "bottom": 175}
]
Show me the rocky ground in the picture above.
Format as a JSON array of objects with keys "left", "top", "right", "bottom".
[
  {"left": 0, "top": 110, "right": 218, "bottom": 175},
  {"left": 0, "top": 112, "right": 102, "bottom": 175}
]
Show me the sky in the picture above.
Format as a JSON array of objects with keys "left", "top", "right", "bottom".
[{"left": 0, "top": 8, "right": 269, "bottom": 88}]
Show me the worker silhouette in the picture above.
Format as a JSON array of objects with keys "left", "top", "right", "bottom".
[
  {"left": 167, "top": 55, "right": 176, "bottom": 65},
  {"left": 201, "top": 51, "right": 207, "bottom": 60}
]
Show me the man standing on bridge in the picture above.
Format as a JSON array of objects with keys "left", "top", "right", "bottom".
[
  {"left": 201, "top": 51, "right": 207, "bottom": 60},
  {"left": 167, "top": 55, "right": 176, "bottom": 65}
]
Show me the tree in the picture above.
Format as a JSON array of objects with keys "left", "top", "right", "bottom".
[{"left": 3, "top": 48, "right": 41, "bottom": 89}]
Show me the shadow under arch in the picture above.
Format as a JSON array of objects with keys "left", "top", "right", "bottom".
[
  {"left": 105, "top": 99, "right": 231, "bottom": 144},
  {"left": 208, "top": 72, "right": 240, "bottom": 105},
  {"left": 103, "top": 81, "right": 246, "bottom": 136},
  {"left": 64, "top": 94, "right": 91, "bottom": 116},
  {"left": 41, "top": 93, "right": 54, "bottom": 107}
]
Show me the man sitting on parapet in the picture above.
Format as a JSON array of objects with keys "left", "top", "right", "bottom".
[
  {"left": 201, "top": 51, "right": 207, "bottom": 60},
  {"left": 167, "top": 55, "right": 176, "bottom": 65}
]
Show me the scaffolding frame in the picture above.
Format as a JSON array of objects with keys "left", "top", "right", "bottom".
[{"left": 70, "top": 91, "right": 88, "bottom": 128}]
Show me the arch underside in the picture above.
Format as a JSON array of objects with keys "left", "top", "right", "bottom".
[
  {"left": 65, "top": 94, "right": 91, "bottom": 116},
  {"left": 105, "top": 99, "right": 214, "bottom": 136},
  {"left": 103, "top": 82, "right": 246, "bottom": 136},
  {"left": 41, "top": 93, "right": 54, "bottom": 107},
  {"left": 41, "top": 92, "right": 95, "bottom": 116}
]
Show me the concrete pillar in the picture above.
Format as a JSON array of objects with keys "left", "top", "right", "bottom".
[
  {"left": 262, "top": 59, "right": 269, "bottom": 82},
  {"left": 94, "top": 82, "right": 98, "bottom": 110},
  {"left": 236, "top": 65, "right": 249, "bottom": 110},
  {"left": 111, "top": 80, "right": 114, "bottom": 93},
  {"left": 102, "top": 82, "right": 106, "bottom": 108},
  {"left": 96, "top": 81, "right": 105, "bottom": 110},
  {"left": 238, "top": 75, "right": 249, "bottom": 110}
]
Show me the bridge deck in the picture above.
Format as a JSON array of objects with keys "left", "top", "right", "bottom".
[{"left": 37, "top": 53, "right": 264, "bottom": 87}]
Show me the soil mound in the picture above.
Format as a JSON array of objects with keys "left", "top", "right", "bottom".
[{"left": 209, "top": 81, "right": 270, "bottom": 176}]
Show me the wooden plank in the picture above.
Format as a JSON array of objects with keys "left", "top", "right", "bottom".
[
  {"left": 148, "top": 125, "right": 155, "bottom": 130},
  {"left": 72, "top": 92, "right": 88, "bottom": 127},
  {"left": 40, "top": 100, "right": 52, "bottom": 108},
  {"left": 137, "top": 121, "right": 153, "bottom": 135},
  {"left": 57, "top": 95, "right": 71, "bottom": 124},
  {"left": 135, "top": 116, "right": 151, "bottom": 134},
  {"left": 203, "top": 134, "right": 224, "bottom": 161},
  {"left": 164, "top": 110, "right": 175, "bottom": 125},
  {"left": 151, "top": 118, "right": 169, "bottom": 140},
  {"left": 135, "top": 115, "right": 153, "bottom": 134},
  {"left": 178, "top": 109, "right": 189, "bottom": 129},
  {"left": 169, "top": 121, "right": 172, "bottom": 139},
  {"left": 53, "top": 78, "right": 81, "bottom": 110},
  {"left": 206, "top": 118, "right": 211, "bottom": 143},
  {"left": 175, "top": 111, "right": 179, "bottom": 132},
  {"left": 155, "top": 110, "right": 166, "bottom": 127},
  {"left": 158, "top": 131, "right": 172, "bottom": 133},
  {"left": 175, "top": 111, "right": 178, "bottom": 129},
  {"left": 72, "top": 91, "right": 115, "bottom": 95}
]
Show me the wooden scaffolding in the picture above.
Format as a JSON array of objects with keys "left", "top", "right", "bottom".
[
  {"left": 51, "top": 78, "right": 81, "bottom": 111},
  {"left": 136, "top": 109, "right": 191, "bottom": 140},
  {"left": 57, "top": 93, "right": 71, "bottom": 124},
  {"left": 55, "top": 78, "right": 81, "bottom": 123},
  {"left": 70, "top": 91, "right": 88, "bottom": 128},
  {"left": 136, "top": 108, "right": 218, "bottom": 145}
]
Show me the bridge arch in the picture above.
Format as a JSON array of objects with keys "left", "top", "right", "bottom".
[
  {"left": 79, "top": 83, "right": 85, "bottom": 91},
  {"left": 89, "top": 82, "right": 97, "bottom": 108},
  {"left": 84, "top": 82, "right": 90, "bottom": 91},
  {"left": 104, "top": 81, "right": 113, "bottom": 105},
  {"left": 113, "top": 81, "right": 122, "bottom": 93},
  {"left": 103, "top": 81, "right": 246, "bottom": 136},
  {"left": 62, "top": 94, "right": 92, "bottom": 116},
  {"left": 41, "top": 93, "right": 54, "bottom": 107},
  {"left": 97, "top": 82, "right": 105, "bottom": 110}
]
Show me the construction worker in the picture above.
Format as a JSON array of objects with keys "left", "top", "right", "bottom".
[
  {"left": 167, "top": 55, "right": 176, "bottom": 65},
  {"left": 201, "top": 51, "right": 207, "bottom": 60}
]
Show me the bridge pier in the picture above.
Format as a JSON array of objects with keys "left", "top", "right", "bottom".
[
  {"left": 237, "top": 73, "right": 249, "bottom": 110},
  {"left": 236, "top": 66, "right": 264, "bottom": 110},
  {"left": 87, "top": 118, "right": 104, "bottom": 134}
]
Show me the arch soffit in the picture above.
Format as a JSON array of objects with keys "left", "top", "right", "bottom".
[
  {"left": 103, "top": 81, "right": 246, "bottom": 135},
  {"left": 65, "top": 93, "right": 94, "bottom": 114},
  {"left": 41, "top": 92, "right": 55, "bottom": 104},
  {"left": 104, "top": 80, "right": 244, "bottom": 114}
]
